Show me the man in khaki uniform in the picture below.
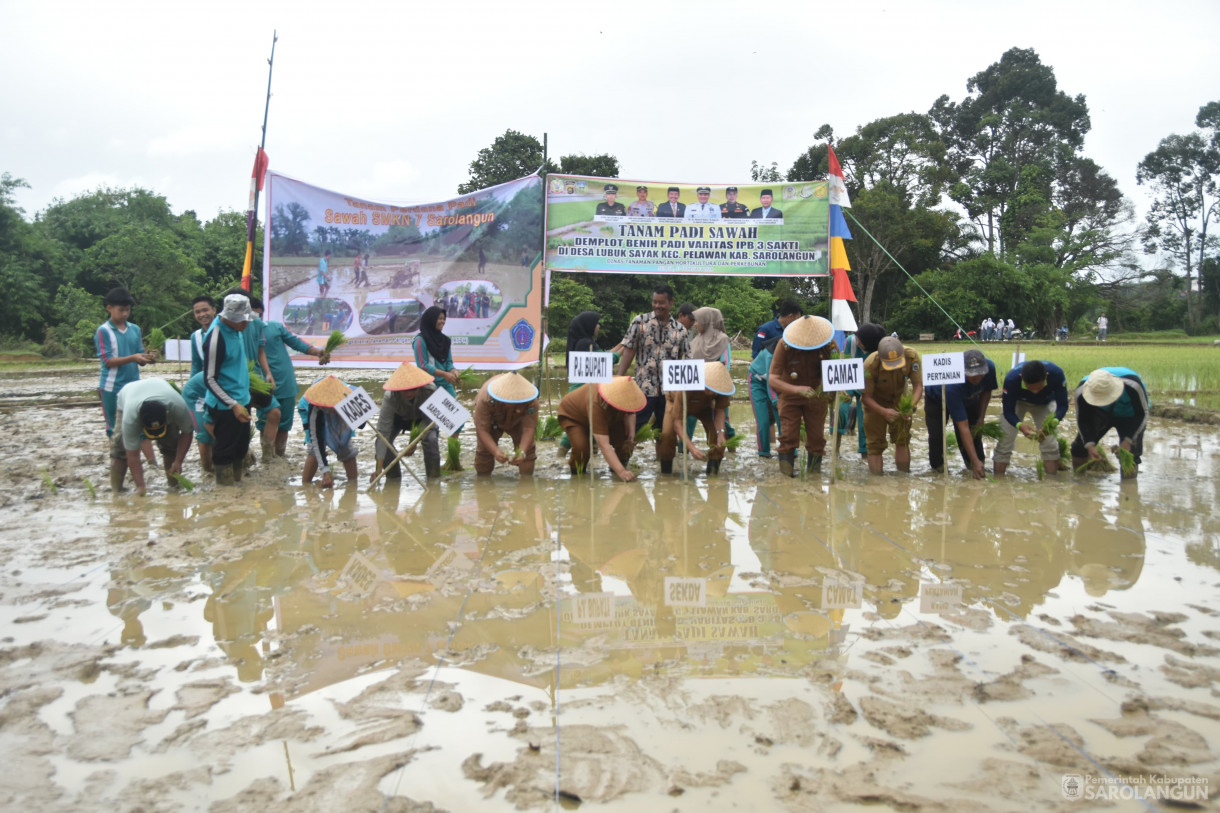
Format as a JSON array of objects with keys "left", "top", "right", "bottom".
[
  {"left": 862, "top": 336, "right": 923, "bottom": 474},
  {"left": 657, "top": 362, "right": 734, "bottom": 475},
  {"left": 473, "top": 372, "right": 539, "bottom": 476},
  {"left": 768, "top": 315, "right": 836, "bottom": 477}
]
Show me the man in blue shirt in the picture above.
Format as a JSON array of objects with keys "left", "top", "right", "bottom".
[
  {"left": 1070, "top": 367, "right": 1148, "bottom": 478},
  {"left": 202, "top": 294, "right": 253, "bottom": 485},
  {"left": 994, "top": 359, "right": 1069, "bottom": 476},
  {"left": 96, "top": 286, "right": 153, "bottom": 438},
  {"left": 924, "top": 348, "right": 997, "bottom": 479},
  {"left": 751, "top": 300, "right": 803, "bottom": 358}
]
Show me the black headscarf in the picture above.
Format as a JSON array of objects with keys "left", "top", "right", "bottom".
[
  {"left": 419, "top": 305, "right": 451, "bottom": 363},
  {"left": 566, "top": 311, "right": 601, "bottom": 370},
  {"left": 855, "top": 322, "right": 886, "bottom": 354}
]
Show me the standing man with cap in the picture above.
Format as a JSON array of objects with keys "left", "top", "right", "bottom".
[
  {"left": 372, "top": 362, "right": 440, "bottom": 481},
  {"left": 684, "top": 186, "right": 721, "bottom": 219},
  {"left": 750, "top": 189, "right": 783, "bottom": 219},
  {"left": 616, "top": 283, "right": 690, "bottom": 435},
  {"left": 720, "top": 187, "right": 749, "bottom": 218},
  {"left": 473, "top": 372, "right": 539, "bottom": 477},
  {"left": 658, "top": 361, "right": 734, "bottom": 475},
  {"left": 994, "top": 360, "right": 1069, "bottom": 476},
  {"left": 768, "top": 315, "right": 836, "bottom": 476},
  {"left": 202, "top": 293, "right": 253, "bottom": 486},
  {"left": 558, "top": 377, "right": 646, "bottom": 482},
  {"left": 1070, "top": 368, "right": 1148, "bottom": 478},
  {"left": 627, "top": 185, "right": 654, "bottom": 218},
  {"left": 752, "top": 299, "right": 803, "bottom": 358},
  {"left": 110, "top": 379, "right": 195, "bottom": 495},
  {"left": 862, "top": 336, "right": 923, "bottom": 474},
  {"left": 595, "top": 184, "right": 627, "bottom": 216},
  {"left": 96, "top": 286, "right": 153, "bottom": 438},
  {"left": 298, "top": 376, "right": 359, "bottom": 488},
  {"left": 656, "top": 187, "right": 685, "bottom": 218},
  {"left": 924, "top": 348, "right": 997, "bottom": 479}
]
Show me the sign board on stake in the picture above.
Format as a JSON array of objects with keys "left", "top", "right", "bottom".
[
  {"left": 421, "top": 389, "right": 471, "bottom": 437},
  {"left": 664, "top": 577, "right": 707, "bottom": 607},
  {"left": 335, "top": 386, "right": 378, "bottom": 431},
  {"left": 568, "top": 351, "right": 614, "bottom": 384},
  {"left": 919, "top": 582, "right": 963, "bottom": 614},
  {"left": 662, "top": 359, "right": 705, "bottom": 392},
  {"left": 1012, "top": 351, "right": 1026, "bottom": 367},
  {"left": 565, "top": 593, "right": 617, "bottom": 624},
  {"left": 821, "top": 578, "right": 864, "bottom": 609},
  {"left": 922, "top": 353, "right": 965, "bottom": 386},
  {"left": 821, "top": 358, "right": 865, "bottom": 392}
]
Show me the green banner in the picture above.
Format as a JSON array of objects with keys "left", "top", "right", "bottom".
[{"left": 545, "top": 175, "right": 829, "bottom": 277}]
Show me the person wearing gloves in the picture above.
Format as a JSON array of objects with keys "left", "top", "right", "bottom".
[{"left": 297, "top": 376, "right": 359, "bottom": 488}]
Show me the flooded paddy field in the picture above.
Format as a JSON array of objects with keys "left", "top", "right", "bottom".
[{"left": 1, "top": 365, "right": 1218, "bottom": 811}]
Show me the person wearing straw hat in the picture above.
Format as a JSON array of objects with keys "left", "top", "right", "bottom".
[
  {"left": 658, "top": 361, "right": 734, "bottom": 475},
  {"left": 1070, "top": 367, "right": 1149, "bottom": 478},
  {"left": 768, "top": 315, "right": 836, "bottom": 477},
  {"left": 202, "top": 293, "right": 253, "bottom": 486},
  {"left": 924, "top": 348, "right": 996, "bottom": 480},
  {"left": 373, "top": 362, "right": 440, "bottom": 481},
  {"left": 558, "top": 376, "right": 645, "bottom": 482},
  {"left": 110, "top": 378, "right": 195, "bottom": 495},
  {"left": 862, "top": 336, "right": 923, "bottom": 475},
  {"left": 473, "top": 372, "right": 540, "bottom": 477},
  {"left": 298, "top": 376, "right": 359, "bottom": 487}
]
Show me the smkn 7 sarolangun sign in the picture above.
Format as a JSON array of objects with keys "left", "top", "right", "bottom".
[
  {"left": 263, "top": 171, "right": 544, "bottom": 370},
  {"left": 544, "top": 175, "right": 829, "bottom": 277}
]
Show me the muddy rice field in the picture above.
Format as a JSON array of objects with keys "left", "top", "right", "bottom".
[{"left": 0, "top": 363, "right": 1217, "bottom": 811}]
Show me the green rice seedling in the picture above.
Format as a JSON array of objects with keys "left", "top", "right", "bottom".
[
  {"left": 1116, "top": 447, "right": 1137, "bottom": 477},
  {"left": 634, "top": 419, "right": 657, "bottom": 444},
  {"left": 1057, "top": 435, "right": 1071, "bottom": 461},
  {"left": 41, "top": 471, "right": 57, "bottom": 493},
  {"left": 323, "top": 330, "right": 346, "bottom": 355},
  {"left": 972, "top": 420, "right": 1004, "bottom": 440},
  {"left": 456, "top": 367, "right": 479, "bottom": 389},
  {"left": 1035, "top": 416, "right": 1060, "bottom": 442},
  {"left": 894, "top": 392, "right": 915, "bottom": 446},
  {"left": 169, "top": 472, "right": 195, "bottom": 491},
  {"left": 1036, "top": 459, "right": 1045, "bottom": 480},
  {"left": 724, "top": 433, "right": 743, "bottom": 451},
  {"left": 167, "top": 380, "right": 182, "bottom": 394},
  {"left": 409, "top": 421, "right": 424, "bottom": 443},
  {"left": 539, "top": 416, "right": 563, "bottom": 440},
  {"left": 83, "top": 478, "right": 96, "bottom": 499},
  {"left": 146, "top": 327, "right": 166, "bottom": 355},
  {"left": 1075, "top": 446, "right": 1117, "bottom": 474},
  {"left": 442, "top": 436, "right": 463, "bottom": 472},
  {"left": 247, "top": 361, "right": 273, "bottom": 396}
]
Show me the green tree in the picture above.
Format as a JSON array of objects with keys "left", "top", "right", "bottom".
[
  {"left": 750, "top": 160, "right": 782, "bottom": 183},
  {"left": 458, "top": 129, "right": 554, "bottom": 194},
  {"left": 558, "top": 154, "right": 620, "bottom": 178},
  {"left": 0, "top": 174, "right": 56, "bottom": 340},
  {"left": 1136, "top": 101, "right": 1220, "bottom": 327},
  {"left": 930, "top": 47, "right": 1091, "bottom": 257},
  {"left": 271, "top": 201, "right": 312, "bottom": 256},
  {"left": 83, "top": 224, "right": 205, "bottom": 334},
  {"left": 195, "top": 211, "right": 263, "bottom": 290}
]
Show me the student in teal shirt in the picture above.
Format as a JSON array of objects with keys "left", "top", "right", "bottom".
[
  {"left": 413, "top": 306, "right": 459, "bottom": 397},
  {"left": 95, "top": 287, "right": 153, "bottom": 437},
  {"left": 251, "top": 300, "right": 327, "bottom": 458}
]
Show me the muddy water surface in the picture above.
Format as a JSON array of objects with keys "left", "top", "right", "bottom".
[{"left": 1, "top": 367, "right": 1218, "bottom": 811}]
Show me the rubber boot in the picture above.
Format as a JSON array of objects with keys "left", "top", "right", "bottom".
[
  {"left": 778, "top": 453, "right": 795, "bottom": 478},
  {"left": 706, "top": 459, "right": 721, "bottom": 475},
  {"left": 199, "top": 444, "right": 214, "bottom": 473},
  {"left": 215, "top": 465, "right": 235, "bottom": 486},
  {"left": 660, "top": 459, "right": 673, "bottom": 475},
  {"left": 807, "top": 454, "right": 822, "bottom": 473},
  {"left": 232, "top": 462, "right": 244, "bottom": 483}
]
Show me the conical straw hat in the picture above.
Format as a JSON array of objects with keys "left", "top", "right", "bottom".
[
  {"left": 384, "top": 362, "right": 434, "bottom": 392},
  {"left": 783, "top": 315, "right": 834, "bottom": 350},
  {"left": 704, "top": 361, "right": 736, "bottom": 396},
  {"left": 598, "top": 376, "right": 646, "bottom": 413},
  {"left": 487, "top": 372, "right": 539, "bottom": 403},
  {"left": 303, "top": 375, "right": 352, "bottom": 407},
  {"left": 1081, "top": 369, "right": 1123, "bottom": 407}
]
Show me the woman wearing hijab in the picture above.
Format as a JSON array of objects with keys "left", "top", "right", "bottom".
[
  {"left": 687, "top": 306, "right": 735, "bottom": 442},
  {"left": 413, "top": 305, "right": 459, "bottom": 398}
]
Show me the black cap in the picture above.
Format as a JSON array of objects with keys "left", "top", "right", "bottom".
[
  {"left": 105, "top": 287, "right": 135, "bottom": 306},
  {"left": 138, "top": 400, "right": 168, "bottom": 439},
  {"left": 760, "top": 189, "right": 774, "bottom": 197},
  {"left": 604, "top": 184, "right": 619, "bottom": 194},
  {"left": 725, "top": 186, "right": 738, "bottom": 193},
  {"left": 667, "top": 186, "right": 680, "bottom": 193}
]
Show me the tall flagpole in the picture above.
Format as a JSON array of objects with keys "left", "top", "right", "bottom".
[{"left": 241, "top": 31, "right": 278, "bottom": 291}]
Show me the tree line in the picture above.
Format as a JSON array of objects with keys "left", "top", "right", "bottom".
[{"left": 2, "top": 47, "right": 1216, "bottom": 358}]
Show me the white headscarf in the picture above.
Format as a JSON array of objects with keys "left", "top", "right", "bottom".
[{"left": 689, "top": 307, "right": 729, "bottom": 364}]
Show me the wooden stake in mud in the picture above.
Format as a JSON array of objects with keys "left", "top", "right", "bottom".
[
  {"left": 941, "top": 383, "right": 948, "bottom": 475},
  {"left": 370, "top": 422, "right": 437, "bottom": 486},
  {"left": 369, "top": 425, "right": 427, "bottom": 490},
  {"left": 829, "top": 390, "right": 841, "bottom": 484}
]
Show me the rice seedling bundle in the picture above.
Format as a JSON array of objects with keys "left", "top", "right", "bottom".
[
  {"left": 247, "top": 361, "right": 273, "bottom": 396},
  {"left": 323, "top": 330, "right": 346, "bottom": 355},
  {"left": 442, "top": 435, "right": 463, "bottom": 471},
  {"left": 539, "top": 416, "right": 563, "bottom": 440}
]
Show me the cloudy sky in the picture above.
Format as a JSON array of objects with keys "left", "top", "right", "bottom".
[{"left": 4, "top": 0, "right": 1216, "bottom": 223}]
